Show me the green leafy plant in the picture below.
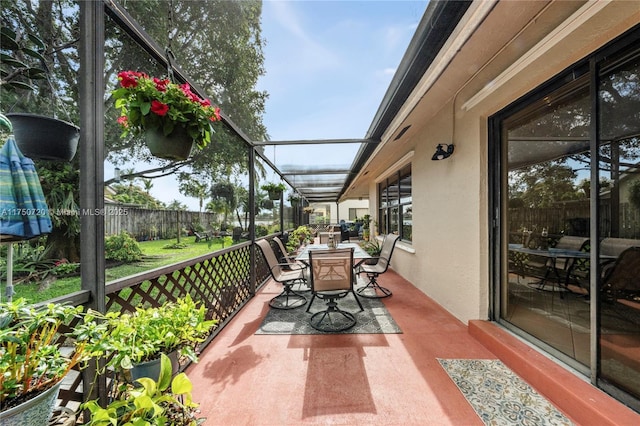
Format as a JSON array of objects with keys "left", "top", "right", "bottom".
[
  {"left": 83, "top": 354, "right": 204, "bottom": 425},
  {"left": 260, "top": 182, "right": 286, "bottom": 192},
  {"left": 105, "top": 231, "right": 143, "bottom": 262},
  {"left": 361, "top": 238, "right": 382, "bottom": 257},
  {"left": 100, "top": 295, "right": 218, "bottom": 372},
  {"left": 0, "top": 299, "right": 105, "bottom": 412},
  {"left": 0, "top": 27, "right": 47, "bottom": 93},
  {"left": 51, "top": 259, "right": 80, "bottom": 276},
  {"left": 287, "top": 226, "right": 313, "bottom": 252},
  {"left": 112, "top": 70, "right": 221, "bottom": 149}
]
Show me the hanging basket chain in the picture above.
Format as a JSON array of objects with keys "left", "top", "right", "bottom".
[{"left": 166, "top": 0, "right": 175, "bottom": 82}]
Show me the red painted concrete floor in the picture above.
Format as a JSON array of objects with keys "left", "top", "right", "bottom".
[{"left": 187, "top": 270, "right": 639, "bottom": 425}]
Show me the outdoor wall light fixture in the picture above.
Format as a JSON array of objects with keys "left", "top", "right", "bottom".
[{"left": 431, "top": 144, "right": 454, "bottom": 160}]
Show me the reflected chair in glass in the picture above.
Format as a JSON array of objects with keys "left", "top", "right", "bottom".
[
  {"left": 306, "top": 247, "right": 364, "bottom": 331},
  {"left": 355, "top": 234, "right": 400, "bottom": 298},
  {"left": 601, "top": 246, "right": 640, "bottom": 311},
  {"left": 256, "top": 239, "right": 307, "bottom": 309}
]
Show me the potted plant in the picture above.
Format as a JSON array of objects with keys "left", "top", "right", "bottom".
[
  {"left": 83, "top": 354, "right": 204, "bottom": 425},
  {"left": 1, "top": 28, "right": 79, "bottom": 161},
  {"left": 287, "top": 225, "right": 313, "bottom": 251},
  {"left": 360, "top": 238, "right": 382, "bottom": 265},
  {"left": 100, "top": 295, "right": 217, "bottom": 382},
  {"left": 362, "top": 214, "right": 372, "bottom": 241},
  {"left": 112, "top": 70, "right": 222, "bottom": 161},
  {"left": 261, "top": 182, "right": 286, "bottom": 200},
  {"left": 0, "top": 298, "right": 105, "bottom": 425}
]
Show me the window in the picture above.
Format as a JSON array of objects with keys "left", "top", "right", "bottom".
[{"left": 378, "top": 164, "right": 411, "bottom": 241}]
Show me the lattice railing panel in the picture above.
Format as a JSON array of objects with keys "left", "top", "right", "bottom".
[{"left": 34, "top": 237, "right": 280, "bottom": 413}]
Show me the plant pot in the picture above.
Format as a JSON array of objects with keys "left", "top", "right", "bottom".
[
  {"left": 130, "top": 351, "right": 180, "bottom": 382},
  {"left": 262, "top": 199, "right": 274, "bottom": 209},
  {"left": 0, "top": 381, "right": 61, "bottom": 426},
  {"left": 144, "top": 126, "right": 193, "bottom": 161},
  {"left": 6, "top": 113, "right": 79, "bottom": 161},
  {"left": 268, "top": 190, "right": 282, "bottom": 200}
]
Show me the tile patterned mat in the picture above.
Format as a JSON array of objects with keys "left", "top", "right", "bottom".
[
  {"left": 438, "top": 359, "right": 574, "bottom": 426},
  {"left": 256, "top": 291, "right": 402, "bottom": 335}
]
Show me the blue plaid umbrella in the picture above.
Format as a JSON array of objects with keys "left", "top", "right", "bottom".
[{"left": 1, "top": 122, "right": 53, "bottom": 301}]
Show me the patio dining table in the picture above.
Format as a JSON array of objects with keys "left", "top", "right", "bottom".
[
  {"left": 508, "top": 244, "right": 616, "bottom": 294},
  {"left": 296, "top": 242, "right": 371, "bottom": 262}
]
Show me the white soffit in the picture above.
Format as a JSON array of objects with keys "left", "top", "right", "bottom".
[{"left": 461, "top": 0, "right": 611, "bottom": 112}]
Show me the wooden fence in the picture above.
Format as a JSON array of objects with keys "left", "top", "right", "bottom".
[
  {"left": 103, "top": 206, "right": 220, "bottom": 240},
  {"left": 509, "top": 201, "right": 640, "bottom": 239}
]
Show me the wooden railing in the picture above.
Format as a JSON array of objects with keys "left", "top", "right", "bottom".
[{"left": 52, "top": 235, "right": 277, "bottom": 410}]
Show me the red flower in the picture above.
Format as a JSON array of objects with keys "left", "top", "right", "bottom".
[
  {"left": 153, "top": 77, "right": 169, "bottom": 92},
  {"left": 118, "top": 71, "right": 138, "bottom": 88},
  {"left": 213, "top": 107, "right": 221, "bottom": 121},
  {"left": 200, "top": 98, "right": 211, "bottom": 107},
  {"left": 117, "top": 115, "right": 128, "bottom": 128},
  {"left": 150, "top": 100, "right": 169, "bottom": 116}
]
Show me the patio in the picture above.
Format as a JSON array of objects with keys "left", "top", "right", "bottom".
[{"left": 186, "top": 268, "right": 638, "bottom": 425}]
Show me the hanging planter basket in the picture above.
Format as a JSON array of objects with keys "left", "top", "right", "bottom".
[
  {"left": 268, "top": 189, "right": 282, "bottom": 200},
  {"left": 144, "top": 126, "right": 193, "bottom": 161},
  {"left": 6, "top": 113, "right": 79, "bottom": 162},
  {"left": 262, "top": 199, "right": 274, "bottom": 209}
]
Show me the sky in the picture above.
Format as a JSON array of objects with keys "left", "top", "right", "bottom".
[{"left": 145, "top": 0, "right": 430, "bottom": 210}]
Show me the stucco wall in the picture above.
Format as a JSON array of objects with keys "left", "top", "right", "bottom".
[{"left": 369, "top": 1, "right": 640, "bottom": 325}]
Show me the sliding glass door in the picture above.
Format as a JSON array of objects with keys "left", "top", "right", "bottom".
[{"left": 491, "top": 27, "right": 640, "bottom": 410}]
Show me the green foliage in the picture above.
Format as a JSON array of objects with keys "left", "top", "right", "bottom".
[
  {"left": 105, "top": 232, "right": 143, "bottom": 262},
  {"left": 260, "top": 182, "right": 286, "bottom": 192},
  {"left": 111, "top": 182, "right": 164, "bottom": 209},
  {"left": 0, "top": 26, "right": 47, "bottom": 92},
  {"left": 0, "top": 240, "right": 56, "bottom": 283},
  {"left": 360, "top": 238, "right": 382, "bottom": 257},
  {"left": 99, "top": 295, "right": 218, "bottom": 370},
  {"left": 83, "top": 354, "right": 204, "bottom": 426},
  {"left": 52, "top": 259, "right": 80, "bottom": 276},
  {"left": 255, "top": 224, "right": 269, "bottom": 237},
  {"left": 0, "top": 299, "right": 102, "bottom": 409},
  {"left": 287, "top": 226, "right": 313, "bottom": 252}
]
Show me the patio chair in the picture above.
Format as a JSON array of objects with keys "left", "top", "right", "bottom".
[
  {"left": 356, "top": 234, "right": 400, "bottom": 298},
  {"left": 601, "top": 246, "right": 640, "bottom": 305},
  {"left": 318, "top": 232, "right": 340, "bottom": 244},
  {"left": 306, "top": 247, "right": 364, "bottom": 331},
  {"left": 256, "top": 239, "right": 307, "bottom": 309}
]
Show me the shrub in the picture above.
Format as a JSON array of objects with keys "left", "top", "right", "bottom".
[{"left": 105, "top": 231, "right": 143, "bottom": 262}]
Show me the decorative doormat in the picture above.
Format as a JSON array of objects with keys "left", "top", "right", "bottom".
[
  {"left": 256, "top": 292, "right": 402, "bottom": 335},
  {"left": 438, "top": 359, "right": 573, "bottom": 426}
]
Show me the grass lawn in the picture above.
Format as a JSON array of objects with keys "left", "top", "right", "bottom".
[{"left": 11, "top": 237, "right": 237, "bottom": 304}]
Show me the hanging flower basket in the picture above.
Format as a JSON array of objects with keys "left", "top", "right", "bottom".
[
  {"left": 6, "top": 113, "right": 79, "bottom": 162},
  {"left": 112, "top": 70, "right": 221, "bottom": 161},
  {"left": 144, "top": 126, "right": 193, "bottom": 161}
]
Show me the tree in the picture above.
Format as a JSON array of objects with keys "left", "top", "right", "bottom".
[
  {"left": 509, "top": 162, "right": 585, "bottom": 208},
  {"left": 1, "top": 0, "right": 268, "bottom": 260}
]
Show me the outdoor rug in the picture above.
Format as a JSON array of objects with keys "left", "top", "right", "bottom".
[
  {"left": 438, "top": 359, "right": 573, "bottom": 426},
  {"left": 255, "top": 292, "right": 402, "bottom": 335}
]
